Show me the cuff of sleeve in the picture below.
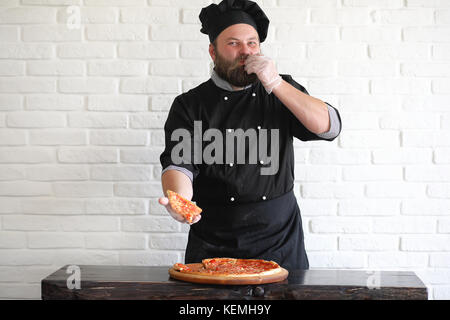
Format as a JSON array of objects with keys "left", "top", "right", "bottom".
[
  {"left": 161, "top": 165, "right": 194, "bottom": 183},
  {"left": 316, "top": 103, "right": 341, "bottom": 140}
]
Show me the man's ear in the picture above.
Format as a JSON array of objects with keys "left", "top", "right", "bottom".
[{"left": 209, "top": 43, "right": 216, "bottom": 62}]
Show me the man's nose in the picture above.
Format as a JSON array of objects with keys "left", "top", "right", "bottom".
[{"left": 239, "top": 44, "right": 251, "bottom": 55}]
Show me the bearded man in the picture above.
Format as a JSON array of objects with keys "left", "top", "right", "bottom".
[{"left": 159, "top": 0, "right": 342, "bottom": 270}]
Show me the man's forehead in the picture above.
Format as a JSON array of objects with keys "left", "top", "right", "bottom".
[
  {"left": 225, "top": 36, "right": 259, "bottom": 41},
  {"left": 218, "top": 24, "right": 259, "bottom": 41}
]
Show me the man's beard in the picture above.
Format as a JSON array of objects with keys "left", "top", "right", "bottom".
[{"left": 214, "top": 51, "right": 258, "bottom": 88}]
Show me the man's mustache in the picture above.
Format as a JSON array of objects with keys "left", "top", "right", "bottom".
[{"left": 232, "top": 55, "right": 250, "bottom": 68}]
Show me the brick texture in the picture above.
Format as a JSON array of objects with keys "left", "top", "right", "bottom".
[{"left": 0, "top": 0, "right": 449, "bottom": 300}]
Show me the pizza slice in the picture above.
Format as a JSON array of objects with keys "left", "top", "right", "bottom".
[
  {"left": 202, "top": 258, "right": 280, "bottom": 273},
  {"left": 202, "top": 258, "right": 237, "bottom": 271},
  {"left": 173, "top": 263, "right": 191, "bottom": 272},
  {"left": 166, "top": 190, "right": 202, "bottom": 224}
]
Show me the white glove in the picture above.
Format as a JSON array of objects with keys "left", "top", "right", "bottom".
[
  {"left": 244, "top": 54, "right": 282, "bottom": 94},
  {"left": 158, "top": 197, "right": 201, "bottom": 225}
]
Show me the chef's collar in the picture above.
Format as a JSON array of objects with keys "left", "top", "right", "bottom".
[{"left": 210, "top": 69, "right": 253, "bottom": 92}]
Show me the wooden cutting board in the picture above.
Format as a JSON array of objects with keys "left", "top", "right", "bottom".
[{"left": 169, "top": 263, "right": 289, "bottom": 285}]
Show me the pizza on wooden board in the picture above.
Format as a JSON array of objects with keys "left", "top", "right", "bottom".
[
  {"left": 166, "top": 190, "right": 202, "bottom": 224},
  {"left": 172, "top": 258, "right": 283, "bottom": 278}
]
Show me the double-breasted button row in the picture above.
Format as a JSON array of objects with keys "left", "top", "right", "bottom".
[
  {"left": 226, "top": 160, "right": 266, "bottom": 167},
  {"left": 226, "top": 126, "right": 263, "bottom": 133},
  {"left": 229, "top": 195, "right": 267, "bottom": 202},
  {"left": 223, "top": 93, "right": 257, "bottom": 101}
]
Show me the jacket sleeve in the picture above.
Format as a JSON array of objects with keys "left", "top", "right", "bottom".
[
  {"left": 280, "top": 74, "right": 342, "bottom": 142},
  {"left": 159, "top": 95, "right": 200, "bottom": 181}
]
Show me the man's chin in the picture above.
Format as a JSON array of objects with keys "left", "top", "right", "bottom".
[{"left": 227, "top": 69, "right": 258, "bottom": 87}]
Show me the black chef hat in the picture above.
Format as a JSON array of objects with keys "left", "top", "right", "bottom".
[{"left": 199, "top": 0, "right": 270, "bottom": 44}]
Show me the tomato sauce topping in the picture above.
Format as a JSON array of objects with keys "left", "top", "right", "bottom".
[{"left": 175, "top": 259, "right": 279, "bottom": 275}]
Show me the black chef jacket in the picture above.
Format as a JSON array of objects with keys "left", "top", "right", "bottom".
[{"left": 160, "top": 74, "right": 341, "bottom": 270}]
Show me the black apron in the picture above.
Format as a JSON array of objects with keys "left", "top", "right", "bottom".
[{"left": 185, "top": 189, "right": 309, "bottom": 271}]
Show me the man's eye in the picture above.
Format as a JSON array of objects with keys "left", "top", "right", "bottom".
[{"left": 229, "top": 42, "right": 238, "bottom": 46}]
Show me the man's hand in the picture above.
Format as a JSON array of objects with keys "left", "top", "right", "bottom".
[
  {"left": 158, "top": 197, "right": 201, "bottom": 225},
  {"left": 244, "top": 54, "right": 282, "bottom": 94}
]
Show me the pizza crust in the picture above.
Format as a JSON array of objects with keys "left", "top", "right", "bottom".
[{"left": 207, "top": 267, "right": 283, "bottom": 278}]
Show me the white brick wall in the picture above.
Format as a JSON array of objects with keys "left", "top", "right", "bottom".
[{"left": 0, "top": 0, "right": 449, "bottom": 300}]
